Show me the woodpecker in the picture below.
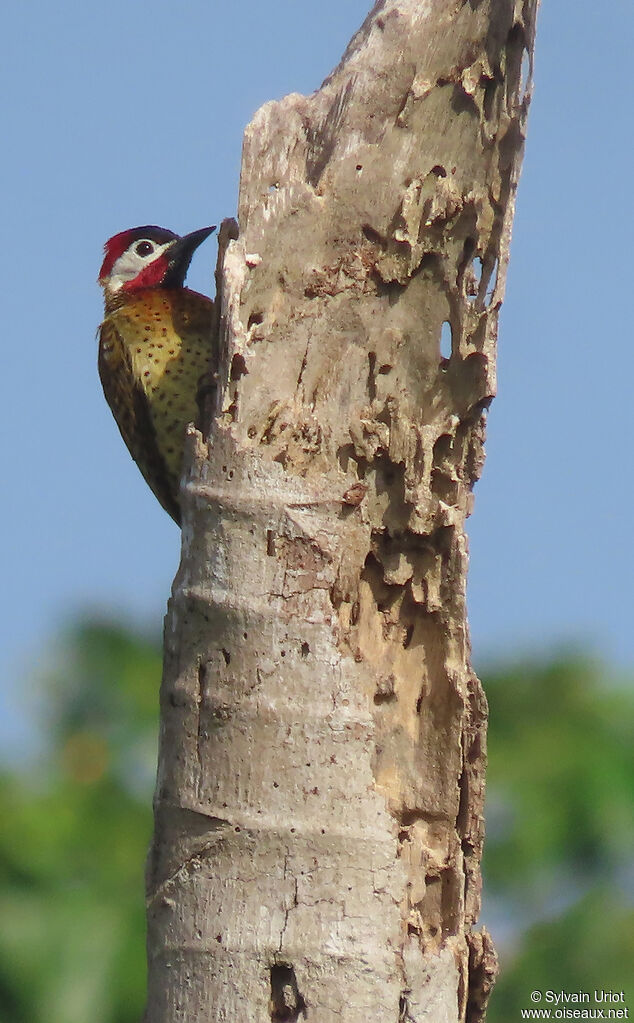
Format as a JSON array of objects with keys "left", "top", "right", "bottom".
[{"left": 98, "top": 225, "right": 215, "bottom": 525}]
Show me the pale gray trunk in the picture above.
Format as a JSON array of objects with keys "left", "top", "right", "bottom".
[{"left": 145, "top": 1, "right": 537, "bottom": 1020}]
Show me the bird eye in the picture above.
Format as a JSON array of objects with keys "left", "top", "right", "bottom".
[{"left": 135, "top": 240, "right": 154, "bottom": 257}]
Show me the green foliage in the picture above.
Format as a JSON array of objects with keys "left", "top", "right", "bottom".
[
  {"left": 490, "top": 889, "right": 634, "bottom": 1019},
  {"left": 483, "top": 654, "right": 634, "bottom": 1021},
  {"left": 0, "top": 619, "right": 161, "bottom": 1023},
  {"left": 0, "top": 629, "right": 632, "bottom": 1020}
]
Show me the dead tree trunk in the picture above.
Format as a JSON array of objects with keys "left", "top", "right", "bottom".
[{"left": 145, "top": 1, "right": 537, "bottom": 1020}]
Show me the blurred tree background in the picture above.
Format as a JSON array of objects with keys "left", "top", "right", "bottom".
[
  {"left": 483, "top": 656, "right": 633, "bottom": 1018},
  {"left": 0, "top": 623, "right": 160, "bottom": 1023},
  {"left": 0, "top": 622, "right": 631, "bottom": 1022}
]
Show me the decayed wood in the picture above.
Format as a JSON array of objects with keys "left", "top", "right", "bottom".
[{"left": 145, "top": 1, "right": 537, "bottom": 1020}]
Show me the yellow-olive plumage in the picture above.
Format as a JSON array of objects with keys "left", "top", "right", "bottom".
[
  {"left": 98, "top": 225, "right": 215, "bottom": 525},
  {"left": 98, "top": 289, "right": 213, "bottom": 523}
]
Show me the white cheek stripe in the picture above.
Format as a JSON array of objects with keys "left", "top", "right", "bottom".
[{"left": 108, "top": 241, "right": 172, "bottom": 292}]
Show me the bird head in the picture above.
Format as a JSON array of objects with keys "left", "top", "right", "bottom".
[{"left": 98, "top": 225, "right": 215, "bottom": 301}]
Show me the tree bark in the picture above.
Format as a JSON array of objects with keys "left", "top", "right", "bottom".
[{"left": 145, "top": 1, "right": 538, "bottom": 1020}]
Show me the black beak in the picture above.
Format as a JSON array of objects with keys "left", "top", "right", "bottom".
[{"left": 164, "top": 225, "right": 216, "bottom": 287}]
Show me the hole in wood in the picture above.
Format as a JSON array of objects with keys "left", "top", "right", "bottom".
[
  {"left": 362, "top": 223, "right": 384, "bottom": 248},
  {"left": 485, "top": 258, "right": 499, "bottom": 306},
  {"left": 269, "top": 964, "right": 307, "bottom": 1021},
  {"left": 521, "top": 48, "right": 530, "bottom": 97},
  {"left": 467, "top": 258, "right": 483, "bottom": 303},
  {"left": 440, "top": 321, "right": 452, "bottom": 361},
  {"left": 230, "top": 353, "right": 248, "bottom": 380}
]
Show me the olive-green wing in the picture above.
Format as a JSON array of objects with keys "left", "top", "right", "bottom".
[{"left": 98, "top": 317, "right": 181, "bottom": 524}]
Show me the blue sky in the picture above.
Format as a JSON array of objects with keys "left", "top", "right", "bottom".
[{"left": 1, "top": 0, "right": 632, "bottom": 754}]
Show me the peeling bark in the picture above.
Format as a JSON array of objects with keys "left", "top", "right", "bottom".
[{"left": 145, "top": 1, "right": 538, "bottom": 1020}]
